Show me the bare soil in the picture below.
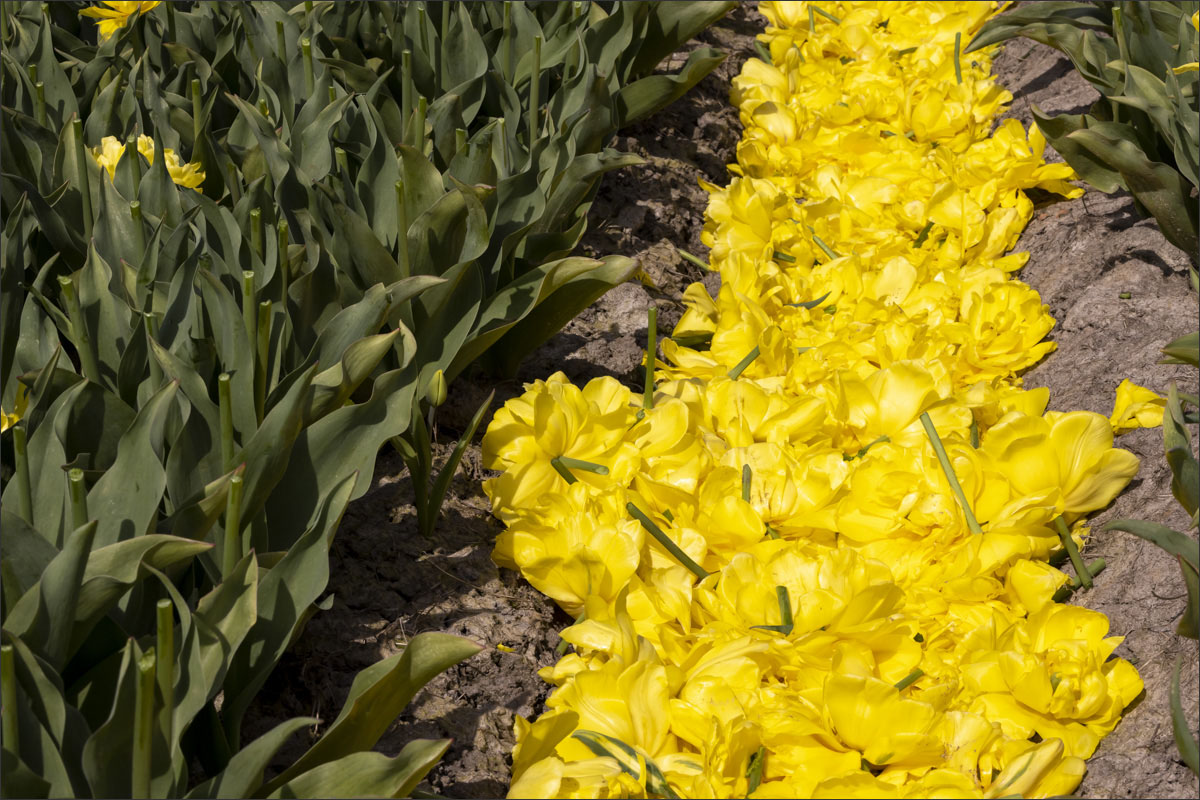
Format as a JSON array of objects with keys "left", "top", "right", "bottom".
[{"left": 244, "top": 11, "right": 1200, "bottom": 799}]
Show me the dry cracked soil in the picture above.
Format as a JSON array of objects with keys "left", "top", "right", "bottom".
[{"left": 244, "top": 7, "right": 1200, "bottom": 798}]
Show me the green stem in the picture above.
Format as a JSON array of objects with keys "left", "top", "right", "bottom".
[
  {"left": 276, "top": 219, "right": 290, "bottom": 307},
  {"left": 643, "top": 306, "right": 657, "bottom": 411},
  {"left": 130, "top": 200, "right": 146, "bottom": 263},
  {"left": 503, "top": 2, "right": 513, "bottom": 81},
  {"left": 772, "top": 249, "right": 796, "bottom": 263},
  {"left": 34, "top": 82, "right": 46, "bottom": 127},
  {"left": 222, "top": 475, "right": 244, "bottom": 579},
  {"left": 218, "top": 373, "right": 234, "bottom": 472},
  {"left": 328, "top": 84, "right": 337, "bottom": 105},
  {"left": 241, "top": 270, "right": 256, "bottom": 364},
  {"left": 455, "top": 127, "right": 467, "bottom": 157},
  {"left": 1052, "top": 558, "right": 1106, "bottom": 603},
  {"left": 742, "top": 463, "right": 751, "bottom": 503},
  {"left": 124, "top": 137, "right": 143, "bottom": 191},
  {"left": 1054, "top": 516, "right": 1092, "bottom": 589},
  {"left": 395, "top": 179, "right": 411, "bottom": 277},
  {"left": 72, "top": 118, "right": 93, "bottom": 242},
  {"left": 498, "top": 117, "right": 510, "bottom": 174},
  {"left": 225, "top": 162, "right": 241, "bottom": 204},
  {"left": 1, "top": 645, "right": 17, "bottom": 753},
  {"left": 728, "top": 346, "right": 760, "bottom": 380},
  {"left": 811, "top": 233, "right": 839, "bottom": 260},
  {"left": 415, "top": 96, "right": 427, "bottom": 153},
  {"left": 550, "top": 456, "right": 609, "bottom": 483},
  {"left": 556, "top": 607, "right": 586, "bottom": 657},
  {"left": 626, "top": 502, "right": 709, "bottom": 580},
  {"left": 59, "top": 276, "right": 101, "bottom": 384},
  {"left": 143, "top": 312, "right": 162, "bottom": 389},
  {"left": 676, "top": 247, "right": 710, "bottom": 271},
  {"left": 155, "top": 599, "right": 174, "bottom": 748},
  {"left": 913, "top": 220, "right": 934, "bottom": 248},
  {"left": 131, "top": 648, "right": 155, "bottom": 799},
  {"left": 301, "top": 37, "right": 314, "bottom": 97},
  {"left": 13, "top": 425, "right": 33, "bottom": 525},
  {"left": 919, "top": 411, "right": 982, "bottom": 534},
  {"left": 255, "top": 300, "right": 271, "bottom": 425},
  {"left": 894, "top": 668, "right": 923, "bottom": 691},
  {"left": 68, "top": 468, "right": 88, "bottom": 531},
  {"left": 529, "top": 35, "right": 542, "bottom": 142},
  {"left": 812, "top": 6, "right": 841, "bottom": 24},
  {"left": 250, "top": 208, "right": 263, "bottom": 264},
  {"left": 401, "top": 50, "right": 413, "bottom": 127},
  {"left": 166, "top": 0, "right": 176, "bottom": 41},
  {"left": 846, "top": 434, "right": 889, "bottom": 461},
  {"left": 275, "top": 20, "right": 286, "bottom": 61},
  {"left": 191, "top": 79, "right": 202, "bottom": 163},
  {"left": 953, "top": 32, "right": 963, "bottom": 85},
  {"left": 969, "top": 417, "right": 979, "bottom": 449},
  {"left": 439, "top": 0, "right": 450, "bottom": 85},
  {"left": 335, "top": 146, "right": 349, "bottom": 177},
  {"left": 550, "top": 458, "right": 578, "bottom": 485}
]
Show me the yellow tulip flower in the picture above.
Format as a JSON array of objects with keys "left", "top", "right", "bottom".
[
  {"left": 1108, "top": 378, "right": 1165, "bottom": 434},
  {"left": 80, "top": 1, "right": 160, "bottom": 41},
  {"left": 91, "top": 134, "right": 205, "bottom": 190}
]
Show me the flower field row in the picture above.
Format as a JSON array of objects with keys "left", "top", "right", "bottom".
[{"left": 483, "top": 2, "right": 1152, "bottom": 797}]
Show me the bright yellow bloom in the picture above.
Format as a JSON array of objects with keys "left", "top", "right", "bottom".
[
  {"left": 79, "top": 1, "right": 161, "bottom": 41},
  {"left": 1108, "top": 378, "right": 1165, "bottom": 434},
  {"left": 91, "top": 134, "right": 205, "bottom": 191},
  {"left": 1, "top": 383, "right": 28, "bottom": 433}
]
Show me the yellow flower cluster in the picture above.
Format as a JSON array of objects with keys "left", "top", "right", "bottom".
[
  {"left": 80, "top": 1, "right": 161, "bottom": 41},
  {"left": 483, "top": 3, "right": 1145, "bottom": 797},
  {"left": 91, "top": 134, "right": 205, "bottom": 191}
]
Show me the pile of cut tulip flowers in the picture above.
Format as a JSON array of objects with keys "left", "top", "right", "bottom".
[{"left": 482, "top": 2, "right": 1151, "bottom": 797}]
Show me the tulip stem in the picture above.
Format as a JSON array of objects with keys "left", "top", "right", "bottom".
[
  {"left": 415, "top": 96, "right": 427, "bottom": 154},
  {"left": 401, "top": 49, "right": 414, "bottom": 126},
  {"left": 132, "top": 648, "right": 155, "bottom": 799},
  {"left": 250, "top": 208, "right": 263, "bottom": 264},
  {"left": 894, "top": 668, "right": 923, "bottom": 691},
  {"left": 503, "top": 2, "right": 513, "bottom": 81},
  {"left": 846, "top": 434, "right": 889, "bottom": 461},
  {"left": 920, "top": 412, "right": 983, "bottom": 534},
  {"left": 143, "top": 312, "right": 162, "bottom": 389},
  {"left": 255, "top": 301, "right": 271, "bottom": 425},
  {"left": 72, "top": 118, "right": 94, "bottom": 241},
  {"left": 1, "top": 645, "right": 17, "bottom": 753},
  {"left": 12, "top": 424, "right": 33, "bottom": 524},
  {"left": 551, "top": 456, "right": 610, "bottom": 480},
  {"left": 59, "top": 276, "right": 101, "bottom": 384},
  {"left": 156, "top": 599, "right": 174, "bottom": 748},
  {"left": 643, "top": 306, "right": 657, "bottom": 412},
  {"left": 529, "top": 35, "right": 542, "bottom": 142},
  {"left": 555, "top": 607, "right": 586, "bottom": 657},
  {"left": 627, "top": 502, "right": 709, "bottom": 580},
  {"left": 218, "top": 374, "right": 235, "bottom": 472},
  {"left": 455, "top": 128, "right": 467, "bottom": 157},
  {"left": 275, "top": 20, "right": 286, "bottom": 62},
  {"left": 772, "top": 249, "right": 796, "bottom": 263},
  {"left": 969, "top": 417, "right": 979, "bottom": 448},
  {"left": 301, "top": 37, "right": 315, "bottom": 97},
  {"left": 1052, "top": 558, "right": 1106, "bottom": 603},
  {"left": 191, "top": 79, "right": 202, "bottom": 163},
  {"left": 953, "top": 32, "right": 963, "bottom": 85},
  {"left": 222, "top": 475, "right": 244, "bottom": 579},
  {"left": 550, "top": 458, "right": 578, "bottom": 485},
  {"left": 68, "top": 468, "right": 88, "bottom": 530},
  {"left": 1054, "top": 516, "right": 1092, "bottom": 589},
  {"left": 913, "top": 220, "right": 934, "bottom": 248},
  {"left": 812, "top": 6, "right": 841, "bottom": 24},
  {"left": 728, "top": 346, "right": 760, "bottom": 380},
  {"left": 439, "top": 0, "right": 450, "bottom": 85},
  {"left": 395, "top": 180, "right": 411, "bottom": 277},
  {"left": 225, "top": 162, "right": 241, "bottom": 204},
  {"left": 277, "top": 220, "right": 290, "bottom": 307},
  {"left": 241, "top": 270, "right": 256, "bottom": 364},
  {"left": 130, "top": 200, "right": 146, "bottom": 263},
  {"left": 811, "top": 233, "right": 840, "bottom": 260},
  {"left": 675, "top": 247, "right": 711, "bottom": 271},
  {"left": 34, "top": 82, "right": 46, "bottom": 126},
  {"left": 742, "top": 464, "right": 752, "bottom": 503}
]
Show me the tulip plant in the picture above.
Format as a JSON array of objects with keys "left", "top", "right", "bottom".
[
  {"left": 482, "top": 2, "right": 1162, "bottom": 797},
  {"left": 0, "top": 0, "right": 736, "bottom": 796},
  {"left": 968, "top": 1, "right": 1200, "bottom": 262}
]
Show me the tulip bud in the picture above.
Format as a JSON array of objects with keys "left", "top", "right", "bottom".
[{"left": 426, "top": 369, "right": 447, "bottom": 408}]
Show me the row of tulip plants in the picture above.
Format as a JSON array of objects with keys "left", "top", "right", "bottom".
[
  {"left": 0, "top": 1, "right": 737, "bottom": 796},
  {"left": 482, "top": 2, "right": 1172, "bottom": 797}
]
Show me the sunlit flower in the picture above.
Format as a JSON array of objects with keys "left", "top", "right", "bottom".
[
  {"left": 1108, "top": 378, "right": 1165, "bottom": 434},
  {"left": 80, "top": 1, "right": 161, "bottom": 41},
  {"left": 91, "top": 134, "right": 205, "bottom": 190}
]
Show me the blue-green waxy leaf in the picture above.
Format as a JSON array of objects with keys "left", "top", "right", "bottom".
[
  {"left": 259, "top": 632, "right": 481, "bottom": 795},
  {"left": 183, "top": 717, "right": 318, "bottom": 799},
  {"left": 265, "top": 742, "right": 452, "bottom": 800}
]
